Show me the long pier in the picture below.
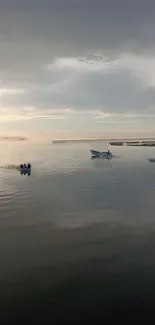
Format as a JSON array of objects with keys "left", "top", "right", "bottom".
[{"left": 110, "top": 141, "right": 155, "bottom": 147}]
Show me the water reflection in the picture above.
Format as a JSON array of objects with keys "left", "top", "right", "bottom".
[
  {"left": 91, "top": 155, "right": 112, "bottom": 160},
  {"left": 20, "top": 171, "right": 31, "bottom": 176}
]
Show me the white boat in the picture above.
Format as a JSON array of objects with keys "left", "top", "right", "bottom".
[{"left": 90, "top": 149, "right": 112, "bottom": 158}]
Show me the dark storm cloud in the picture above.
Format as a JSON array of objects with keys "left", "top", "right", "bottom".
[
  {"left": 0, "top": 0, "right": 155, "bottom": 71},
  {"left": 0, "top": 0, "right": 155, "bottom": 119}
]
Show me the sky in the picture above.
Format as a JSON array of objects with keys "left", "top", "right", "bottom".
[{"left": 0, "top": 0, "right": 155, "bottom": 139}]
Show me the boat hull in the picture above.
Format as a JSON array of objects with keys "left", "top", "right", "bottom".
[
  {"left": 90, "top": 150, "right": 112, "bottom": 157},
  {"left": 19, "top": 167, "right": 31, "bottom": 173}
]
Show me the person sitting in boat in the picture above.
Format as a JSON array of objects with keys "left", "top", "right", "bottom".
[
  {"left": 108, "top": 150, "right": 110, "bottom": 154},
  {"left": 28, "top": 163, "right": 31, "bottom": 169},
  {"left": 23, "top": 163, "right": 26, "bottom": 168},
  {"left": 20, "top": 164, "right": 23, "bottom": 168}
]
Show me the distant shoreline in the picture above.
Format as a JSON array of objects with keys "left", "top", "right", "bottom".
[
  {"left": 1, "top": 136, "right": 155, "bottom": 144},
  {"left": 0, "top": 136, "right": 28, "bottom": 141},
  {"left": 52, "top": 137, "right": 155, "bottom": 144}
]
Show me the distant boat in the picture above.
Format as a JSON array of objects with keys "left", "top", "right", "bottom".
[
  {"left": 19, "top": 166, "right": 31, "bottom": 173},
  {"left": 90, "top": 150, "right": 112, "bottom": 158}
]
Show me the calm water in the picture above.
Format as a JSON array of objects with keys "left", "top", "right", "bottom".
[{"left": 1, "top": 139, "right": 155, "bottom": 324}]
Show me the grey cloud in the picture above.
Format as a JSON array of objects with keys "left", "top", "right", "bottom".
[
  {"left": 0, "top": 0, "right": 155, "bottom": 74},
  {"left": 0, "top": 0, "right": 155, "bottom": 118},
  {"left": 37, "top": 71, "right": 155, "bottom": 113},
  {"left": 2, "top": 67, "right": 155, "bottom": 115}
]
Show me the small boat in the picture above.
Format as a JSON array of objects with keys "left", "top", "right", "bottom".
[
  {"left": 19, "top": 163, "right": 31, "bottom": 173},
  {"left": 90, "top": 150, "right": 112, "bottom": 158},
  {"left": 19, "top": 167, "right": 31, "bottom": 173}
]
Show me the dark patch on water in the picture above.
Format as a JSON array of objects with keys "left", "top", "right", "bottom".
[
  {"left": 1, "top": 223, "right": 155, "bottom": 324},
  {"left": 1, "top": 141, "right": 155, "bottom": 324}
]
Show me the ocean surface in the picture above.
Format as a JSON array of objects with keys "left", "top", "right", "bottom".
[{"left": 1, "top": 139, "right": 155, "bottom": 324}]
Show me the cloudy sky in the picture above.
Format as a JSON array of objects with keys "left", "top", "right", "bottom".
[{"left": 0, "top": 0, "right": 155, "bottom": 139}]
